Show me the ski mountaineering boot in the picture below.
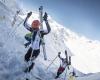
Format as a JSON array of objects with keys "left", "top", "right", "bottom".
[{"left": 24, "top": 62, "right": 35, "bottom": 73}]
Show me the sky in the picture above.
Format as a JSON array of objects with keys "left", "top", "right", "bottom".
[{"left": 18, "top": 0, "right": 100, "bottom": 40}]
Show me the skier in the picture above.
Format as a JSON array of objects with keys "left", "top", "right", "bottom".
[
  {"left": 23, "top": 11, "right": 51, "bottom": 73},
  {"left": 55, "top": 50, "right": 71, "bottom": 79}
]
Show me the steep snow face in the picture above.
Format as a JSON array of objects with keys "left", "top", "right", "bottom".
[
  {"left": 0, "top": 0, "right": 100, "bottom": 80},
  {"left": 0, "top": 0, "right": 20, "bottom": 13},
  {"left": 77, "top": 73, "right": 100, "bottom": 80},
  {"left": 0, "top": 1, "right": 25, "bottom": 80}
]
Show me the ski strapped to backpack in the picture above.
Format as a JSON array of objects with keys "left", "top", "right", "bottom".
[
  {"left": 65, "top": 50, "right": 71, "bottom": 70},
  {"left": 39, "top": 6, "right": 47, "bottom": 60}
]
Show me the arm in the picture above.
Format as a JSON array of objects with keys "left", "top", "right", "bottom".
[
  {"left": 58, "top": 52, "right": 63, "bottom": 61},
  {"left": 23, "top": 12, "right": 33, "bottom": 32},
  {"left": 45, "top": 20, "right": 51, "bottom": 34},
  {"left": 42, "top": 12, "right": 51, "bottom": 35}
]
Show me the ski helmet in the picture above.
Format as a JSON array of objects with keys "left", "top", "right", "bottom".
[{"left": 31, "top": 20, "right": 40, "bottom": 29}]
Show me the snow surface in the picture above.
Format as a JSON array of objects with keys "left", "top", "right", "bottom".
[{"left": 0, "top": 0, "right": 100, "bottom": 80}]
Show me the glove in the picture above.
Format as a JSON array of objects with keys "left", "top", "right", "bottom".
[
  {"left": 27, "top": 12, "right": 32, "bottom": 18},
  {"left": 58, "top": 52, "right": 61, "bottom": 57},
  {"left": 43, "top": 12, "right": 48, "bottom": 21},
  {"left": 24, "top": 42, "right": 30, "bottom": 48}
]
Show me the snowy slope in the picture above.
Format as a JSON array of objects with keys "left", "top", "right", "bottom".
[
  {"left": 77, "top": 72, "right": 100, "bottom": 80},
  {"left": 0, "top": 0, "right": 20, "bottom": 13},
  {"left": 0, "top": 1, "right": 100, "bottom": 80}
]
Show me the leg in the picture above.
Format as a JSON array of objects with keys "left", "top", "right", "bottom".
[
  {"left": 24, "top": 47, "right": 32, "bottom": 62},
  {"left": 55, "top": 67, "right": 65, "bottom": 79},
  {"left": 24, "top": 49, "right": 40, "bottom": 73},
  {"left": 31, "top": 49, "right": 40, "bottom": 60},
  {"left": 28, "top": 62, "right": 35, "bottom": 72},
  {"left": 55, "top": 69, "right": 62, "bottom": 79},
  {"left": 55, "top": 72, "right": 62, "bottom": 79},
  {"left": 28, "top": 50, "right": 40, "bottom": 72}
]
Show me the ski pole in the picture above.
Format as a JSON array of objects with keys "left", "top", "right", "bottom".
[{"left": 46, "top": 55, "right": 58, "bottom": 70}]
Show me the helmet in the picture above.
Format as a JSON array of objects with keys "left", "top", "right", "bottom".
[{"left": 31, "top": 20, "right": 40, "bottom": 29}]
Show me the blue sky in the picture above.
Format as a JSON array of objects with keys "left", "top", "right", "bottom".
[{"left": 18, "top": 0, "right": 100, "bottom": 40}]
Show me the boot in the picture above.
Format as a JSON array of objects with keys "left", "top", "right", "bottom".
[
  {"left": 28, "top": 62, "right": 34, "bottom": 72},
  {"left": 24, "top": 62, "right": 34, "bottom": 73},
  {"left": 55, "top": 75, "right": 59, "bottom": 79}
]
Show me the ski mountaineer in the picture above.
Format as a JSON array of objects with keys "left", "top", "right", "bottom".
[
  {"left": 23, "top": 11, "right": 51, "bottom": 73},
  {"left": 55, "top": 50, "right": 71, "bottom": 79}
]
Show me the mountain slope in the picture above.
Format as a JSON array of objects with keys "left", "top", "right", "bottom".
[{"left": 0, "top": 1, "right": 100, "bottom": 80}]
